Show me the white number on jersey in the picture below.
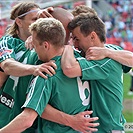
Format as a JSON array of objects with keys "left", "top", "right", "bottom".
[{"left": 77, "top": 77, "right": 90, "bottom": 106}]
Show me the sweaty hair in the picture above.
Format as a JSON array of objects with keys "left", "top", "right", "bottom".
[
  {"left": 68, "top": 13, "right": 106, "bottom": 43},
  {"left": 29, "top": 18, "right": 66, "bottom": 47},
  {"left": 72, "top": 5, "right": 97, "bottom": 17},
  {"left": 6, "top": 2, "right": 40, "bottom": 37}
]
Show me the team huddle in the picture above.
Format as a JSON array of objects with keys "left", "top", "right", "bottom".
[{"left": 0, "top": 2, "right": 133, "bottom": 133}]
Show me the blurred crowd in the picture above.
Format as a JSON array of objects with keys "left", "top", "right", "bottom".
[{"left": 104, "top": 0, "right": 133, "bottom": 51}]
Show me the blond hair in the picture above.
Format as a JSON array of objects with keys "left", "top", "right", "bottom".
[
  {"left": 72, "top": 5, "right": 97, "bottom": 17},
  {"left": 29, "top": 18, "right": 66, "bottom": 47},
  {"left": 6, "top": 2, "right": 40, "bottom": 38}
]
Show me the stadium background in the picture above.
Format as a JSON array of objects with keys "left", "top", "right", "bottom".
[{"left": 0, "top": 0, "right": 133, "bottom": 132}]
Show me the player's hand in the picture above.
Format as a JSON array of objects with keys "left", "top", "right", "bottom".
[
  {"left": 25, "top": 36, "right": 34, "bottom": 50},
  {"left": 85, "top": 47, "right": 108, "bottom": 60},
  {"left": 33, "top": 60, "right": 57, "bottom": 79},
  {"left": 68, "top": 111, "right": 99, "bottom": 133},
  {"left": 37, "top": 7, "right": 54, "bottom": 18}
]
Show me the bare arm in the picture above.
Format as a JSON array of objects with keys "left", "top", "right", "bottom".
[
  {"left": 1, "top": 58, "right": 57, "bottom": 78},
  {"left": 61, "top": 45, "right": 82, "bottom": 78},
  {"left": 86, "top": 47, "right": 133, "bottom": 67},
  {"left": 0, "top": 72, "right": 8, "bottom": 88},
  {"left": 41, "top": 104, "right": 99, "bottom": 133},
  {"left": 0, "top": 108, "right": 37, "bottom": 133}
]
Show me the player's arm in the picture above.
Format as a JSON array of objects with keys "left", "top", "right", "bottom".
[
  {"left": 0, "top": 71, "right": 8, "bottom": 88},
  {"left": 86, "top": 47, "right": 133, "bottom": 67},
  {"left": 0, "top": 108, "right": 37, "bottom": 133},
  {"left": 0, "top": 63, "right": 8, "bottom": 88},
  {"left": 41, "top": 104, "right": 99, "bottom": 133},
  {"left": 1, "top": 58, "right": 57, "bottom": 78},
  {"left": 61, "top": 45, "right": 82, "bottom": 78}
]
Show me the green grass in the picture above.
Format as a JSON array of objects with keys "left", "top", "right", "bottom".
[
  {"left": 123, "top": 73, "right": 133, "bottom": 99},
  {"left": 123, "top": 110, "right": 133, "bottom": 122},
  {"left": 123, "top": 73, "right": 133, "bottom": 133}
]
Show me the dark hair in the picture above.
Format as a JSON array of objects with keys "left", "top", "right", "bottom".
[{"left": 68, "top": 13, "right": 106, "bottom": 43}]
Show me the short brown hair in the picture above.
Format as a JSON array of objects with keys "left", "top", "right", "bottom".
[{"left": 68, "top": 13, "right": 106, "bottom": 43}]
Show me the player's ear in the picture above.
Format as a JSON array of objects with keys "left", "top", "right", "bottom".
[
  {"left": 90, "top": 31, "right": 96, "bottom": 40},
  {"left": 15, "top": 18, "right": 23, "bottom": 28},
  {"left": 43, "top": 41, "right": 50, "bottom": 50}
]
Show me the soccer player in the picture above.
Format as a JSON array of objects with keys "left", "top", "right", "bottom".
[
  {"left": 0, "top": 17, "right": 100, "bottom": 133},
  {"left": 71, "top": 5, "right": 133, "bottom": 67},
  {"left": 0, "top": 5, "right": 98, "bottom": 132},
  {"left": 0, "top": 3, "right": 131, "bottom": 133},
  {"left": 61, "top": 13, "right": 128, "bottom": 133},
  {"left": 0, "top": 2, "right": 56, "bottom": 132}
]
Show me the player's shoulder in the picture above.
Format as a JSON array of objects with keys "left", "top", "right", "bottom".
[
  {"left": 105, "top": 44, "right": 122, "bottom": 50},
  {"left": 0, "top": 35, "right": 12, "bottom": 41},
  {"left": 0, "top": 35, "right": 23, "bottom": 46}
]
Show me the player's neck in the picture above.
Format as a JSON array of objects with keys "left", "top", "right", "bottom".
[{"left": 47, "top": 47, "right": 64, "bottom": 61}]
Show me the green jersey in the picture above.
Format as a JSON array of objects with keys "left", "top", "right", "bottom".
[
  {"left": 77, "top": 44, "right": 127, "bottom": 132},
  {"left": 0, "top": 36, "right": 38, "bottom": 132},
  {"left": 23, "top": 56, "right": 90, "bottom": 133},
  {"left": 0, "top": 35, "right": 24, "bottom": 63},
  {"left": 9, "top": 47, "right": 38, "bottom": 133},
  {"left": 0, "top": 36, "right": 24, "bottom": 127}
]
